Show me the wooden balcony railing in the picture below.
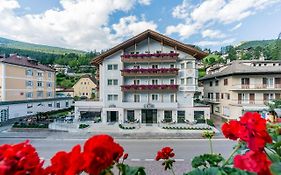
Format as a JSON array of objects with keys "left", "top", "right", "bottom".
[
  {"left": 121, "top": 84, "right": 178, "bottom": 92},
  {"left": 121, "top": 53, "right": 178, "bottom": 63},
  {"left": 121, "top": 68, "right": 179, "bottom": 77}
]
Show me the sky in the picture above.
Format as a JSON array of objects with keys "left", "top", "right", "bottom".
[{"left": 0, "top": 0, "right": 280, "bottom": 51}]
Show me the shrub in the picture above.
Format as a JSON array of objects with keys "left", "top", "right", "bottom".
[{"left": 79, "top": 124, "right": 89, "bottom": 129}]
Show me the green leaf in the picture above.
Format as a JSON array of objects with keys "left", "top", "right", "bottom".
[
  {"left": 184, "top": 167, "right": 255, "bottom": 175},
  {"left": 191, "top": 154, "right": 224, "bottom": 168},
  {"left": 271, "top": 162, "right": 281, "bottom": 175},
  {"left": 121, "top": 165, "right": 146, "bottom": 175}
]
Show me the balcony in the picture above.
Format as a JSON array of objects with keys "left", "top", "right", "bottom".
[
  {"left": 203, "top": 98, "right": 220, "bottom": 103},
  {"left": 121, "top": 84, "right": 178, "bottom": 93},
  {"left": 121, "top": 53, "right": 179, "bottom": 63},
  {"left": 121, "top": 68, "right": 179, "bottom": 77},
  {"left": 231, "top": 84, "right": 281, "bottom": 90}
]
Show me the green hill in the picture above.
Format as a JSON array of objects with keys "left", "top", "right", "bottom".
[
  {"left": 0, "top": 37, "right": 85, "bottom": 55},
  {"left": 236, "top": 40, "right": 275, "bottom": 49}
]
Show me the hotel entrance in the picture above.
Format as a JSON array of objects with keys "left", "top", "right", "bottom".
[
  {"left": 141, "top": 109, "right": 157, "bottom": 123},
  {"left": 107, "top": 111, "right": 118, "bottom": 123}
]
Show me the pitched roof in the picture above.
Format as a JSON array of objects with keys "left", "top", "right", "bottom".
[
  {"left": 200, "top": 60, "right": 281, "bottom": 81},
  {"left": 92, "top": 29, "right": 208, "bottom": 65},
  {"left": 0, "top": 55, "right": 55, "bottom": 72}
]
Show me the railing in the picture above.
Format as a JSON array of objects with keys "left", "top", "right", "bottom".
[
  {"left": 121, "top": 84, "right": 179, "bottom": 92},
  {"left": 121, "top": 53, "right": 179, "bottom": 63},
  {"left": 232, "top": 84, "right": 281, "bottom": 90},
  {"left": 121, "top": 68, "right": 179, "bottom": 77}
]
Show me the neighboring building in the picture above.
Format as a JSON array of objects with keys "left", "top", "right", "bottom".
[
  {"left": 56, "top": 88, "right": 74, "bottom": 97},
  {"left": 0, "top": 55, "right": 56, "bottom": 101},
  {"left": 200, "top": 60, "right": 281, "bottom": 120},
  {"left": 73, "top": 74, "right": 97, "bottom": 99},
  {"left": 74, "top": 30, "right": 210, "bottom": 124},
  {"left": 0, "top": 97, "right": 73, "bottom": 123}
]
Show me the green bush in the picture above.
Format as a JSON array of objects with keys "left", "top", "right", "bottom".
[
  {"left": 119, "top": 124, "right": 135, "bottom": 130},
  {"left": 162, "top": 126, "right": 212, "bottom": 131},
  {"left": 12, "top": 122, "right": 48, "bottom": 128},
  {"left": 206, "top": 119, "right": 215, "bottom": 127},
  {"left": 79, "top": 124, "right": 89, "bottom": 129}
]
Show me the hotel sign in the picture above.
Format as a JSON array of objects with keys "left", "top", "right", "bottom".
[{"left": 144, "top": 103, "right": 155, "bottom": 109}]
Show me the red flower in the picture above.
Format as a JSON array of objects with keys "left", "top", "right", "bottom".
[
  {"left": 155, "top": 147, "right": 175, "bottom": 161},
  {"left": 0, "top": 141, "right": 45, "bottom": 175},
  {"left": 46, "top": 145, "right": 84, "bottom": 175},
  {"left": 83, "top": 135, "right": 124, "bottom": 175},
  {"left": 234, "top": 150, "right": 272, "bottom": 175},
  {"left": 221, "top": 112, "right": 272, "bottom": 151},
  {"left": 123, "top": 153, "right": 128, "bottom": 160}
]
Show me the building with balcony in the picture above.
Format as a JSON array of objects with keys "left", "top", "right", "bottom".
[
  {"left": 200, "top": 60, "right": 281, "bottom": 119},
  {"left": 74, "top": 30, "right": 210, "bottom": 124}
]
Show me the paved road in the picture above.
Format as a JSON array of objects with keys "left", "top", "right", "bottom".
[{"left": 0, "top": 138, "right": 236, "bottom": 175}]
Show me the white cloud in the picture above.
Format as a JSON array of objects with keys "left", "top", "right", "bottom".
[
  {"left": 167, "top": 0, "right": 281, "bottom": 39},
  {"left": 0, "top": 0, "right": 157, "bottom": 51},
  {"left": 195, "top": 38, "right": 236, "bottom": 47},
  {"left": 229, "top": 23, "right": 242, "bottom": 31},
  {"left": 202, "top": 29, "right": 226, "bottom": 39},
  {"left": 112, "top": 15, "right": 157, "bottom": 39},
  {"left": 166, "top": 23, "right": 201, "bottom": 39},
  {"left": 138, "top": 0, "right": 151, "bottom": 5}
]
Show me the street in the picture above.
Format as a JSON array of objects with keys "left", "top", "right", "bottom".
[{"left": 0, "top": 137, "right": 236, "bottom": 175}]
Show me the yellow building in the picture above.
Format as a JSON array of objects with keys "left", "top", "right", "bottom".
[
  {"left": 73, "top": 75, "right": 97, "bottom": 99},
  {"left": 0, "top": 55, "right": 56, "bottom": 101}
]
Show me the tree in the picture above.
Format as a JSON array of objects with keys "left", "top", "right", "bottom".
[
  {"left": 226, "top": 46, "right": 237, "bottom": 61},
  {"left": 241, "top": 52, "right": 252, "bottom": 60}
]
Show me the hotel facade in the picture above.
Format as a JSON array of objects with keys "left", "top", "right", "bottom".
[
  {"left": 200, "top": 60, "right": 281, "bottom": 119},
  {"left": 74, "top": 30, "right": 210, "bottom": 124}
]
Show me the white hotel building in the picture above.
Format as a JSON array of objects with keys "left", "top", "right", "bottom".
[{"left": 74, "top": 30, "right": 210, "bottom": 124}]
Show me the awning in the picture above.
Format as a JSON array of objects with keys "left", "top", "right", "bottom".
[{"left": 242, "top": 106, "right": 269, "bottom": 112}]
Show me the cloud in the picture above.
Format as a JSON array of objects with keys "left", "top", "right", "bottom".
[
  {"left": 167, "top": 0, "right": 281, "bottom": 39},
  {"left": 229, "top": 23, "right": 242, "bottom": 31},
  {"left": 0, "top": 0, "right": 156, "bottom": 51},
  {"left": 202, "top": 29, "right": 226, "bottom": 39},
  {"left": 195, "top": 38, "right": 236, "bottom": 47},
  {"left": 138, "top": 0, "right": 151, "bottom": 5}
]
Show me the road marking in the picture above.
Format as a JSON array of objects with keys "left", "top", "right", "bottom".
[
  {"left": 131, "top": 159, "right": 141, "bottom": 161},
  {"left": 175, "top": 159, "right": 184, "bottom": 162},
  {"left": 145, "top": 159, "right": 154, "bottom": 161}
]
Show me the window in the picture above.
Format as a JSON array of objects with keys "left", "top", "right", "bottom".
[
  {"left": 186, "top": 77, "right": 193, "bottom": 85},
  {"left": 164, "top": 111, "right": 172, "bottom": 122},
  {"left": 47, "top": 92, "right": 52, "bottom": 97},
  {"left": 221, "top": 93, "right": 224, "bottom": 99},
  {"left": 37, "top": 91, "right": 43, "bottom": 97},
  {"left": 26, "top": 92, "right": 33, "bottom": 98},
  {"left": 56, "top": 103, "right": 60, "bottom": 108},
  {"left": 108, "top": 64, "right": 118, "bottom": 70},
  {"left": 181, "top": 78, "right": 185, "bottom": 85},
  {"left": 181, "top": 63, "right": 185, "bottom": 69},
  {"left": 177, "top": 111, "right": 185, "bottom": 123},
  {"left": 170, "top": 64, "right": 175, "bottom": 68},
  {"left": 151, "top": 94, "right": 159, "bottom": 101},
  {"left": 241, "top": 78, "right": 250, "bottom": 85},
  {"left": 209, "top": 81, "right": 213, "bottom": 87},
  {"left": 37, "top": 81, "right": 43, "bottom": 87},
  {"left": 134, "top": 94, "right": 140, "bottom": 102},
  {"left": 215, "top": 80, "right": 219, "bottom": 86},
  {"left": 133, "top": 79, "right": 140, "bottom": 85},
  {"left": 152, "top": 79, "right": 158, "bottom": 85},
  {"left": 224, "top": 79, "right": 228, "bottom": 85},
  {"left": 48, "top": 103, "right": 52, "bottom": 107},
  {"left": 26, "top": 81, "right": 33, "bottom": 87},
  {"left": 227, "top": 93, "right": 230, "bottom": 99},
  {"left": 152, "top": 64, "right": 158, "bottom": 69},
  {"left": 25, "top": 69, "right": 33, "bottom": 76},
  {"left": 47, "top": 82, "right": 52, "bottom": 87},
  {"left": 108, "top": 79, "right": 118, "bottom": 85},
  {"left": 186, "top": 62, "right": 193, "bottom": 69},
  {"left": 133, "top": 65, "right": 140, "bottom": 69},
  {"left": 27, "top": 104, "right": 33, "bottom": 109},
  {"left": 66, "top": 101, "right": 69, "bottom": 107},
  {"left": 108, "top": 94, "right": 118, "bottom": 101},
  {"left": 127, "top": 110, "right": 135, "bottom": 122},
  {"left": 48, "top": 72, "right": 52, "bottom": 78},
  {"left": 194, "top": 111, "right": 205, "bottom": 122},
  {"left": 0, "top": 109, "right": 9, "bottom": 122},
  {"left": 170, "top": 94, "right": 175, "bottom": 102},
  {"left": 37, "top": 72, "right": 43, "bottom": 77},
  {"left": 170, "top": 79, "right": 175, "bottom": 85}
]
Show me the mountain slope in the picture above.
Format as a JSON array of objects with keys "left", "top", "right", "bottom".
[
  {"left": 0, "top": 37, "right": 85, "bottom": 55},
  {"left": 236, "top": 40, "right": 275, "bottom": 49}
]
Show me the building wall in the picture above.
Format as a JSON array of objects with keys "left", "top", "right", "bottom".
[
  {"left": 0, "top": 98, "right": 73, "bottom": 123},
  {"left": 73, "top": 77, "right": 97, "bottom": 99},
  {"left": 1, "top": 63, "right": 55, "bottom": 101}
]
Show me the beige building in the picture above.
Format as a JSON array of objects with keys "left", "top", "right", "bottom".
[
  {"left": 200, "top": 60, "right": 281, "bottom": 120},
  {"left": 0, "top": 55, "right": 55, "bottom": 101},
  {"left": 73, "top": 75, "right": 97, "bottom": 99}
]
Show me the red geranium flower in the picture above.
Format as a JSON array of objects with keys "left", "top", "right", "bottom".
[
  {"left": 0, "top": 141, "right": 45, "bottom": 175},
  {"left": 83, "top": 135, "right": 124, "bottom": 175},
  {"left": 234, "top": 150, "right": 272, "bottom": 175},
  {"left": 155, "top": 147, "right": 175, "bottom": 161}
]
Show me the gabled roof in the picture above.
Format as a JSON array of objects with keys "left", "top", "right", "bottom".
[
  {"left": 0, "top": 55, "right": 55, "bottom": 72},
  {"left": 92, "top": 29, "right": 208, "bottom": 65},
  {"left": 200, "top": 60, "right": 281, "bottom": 81},
  {"left": 79, "top": 74, "right": 98, "bottom": 85}
]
